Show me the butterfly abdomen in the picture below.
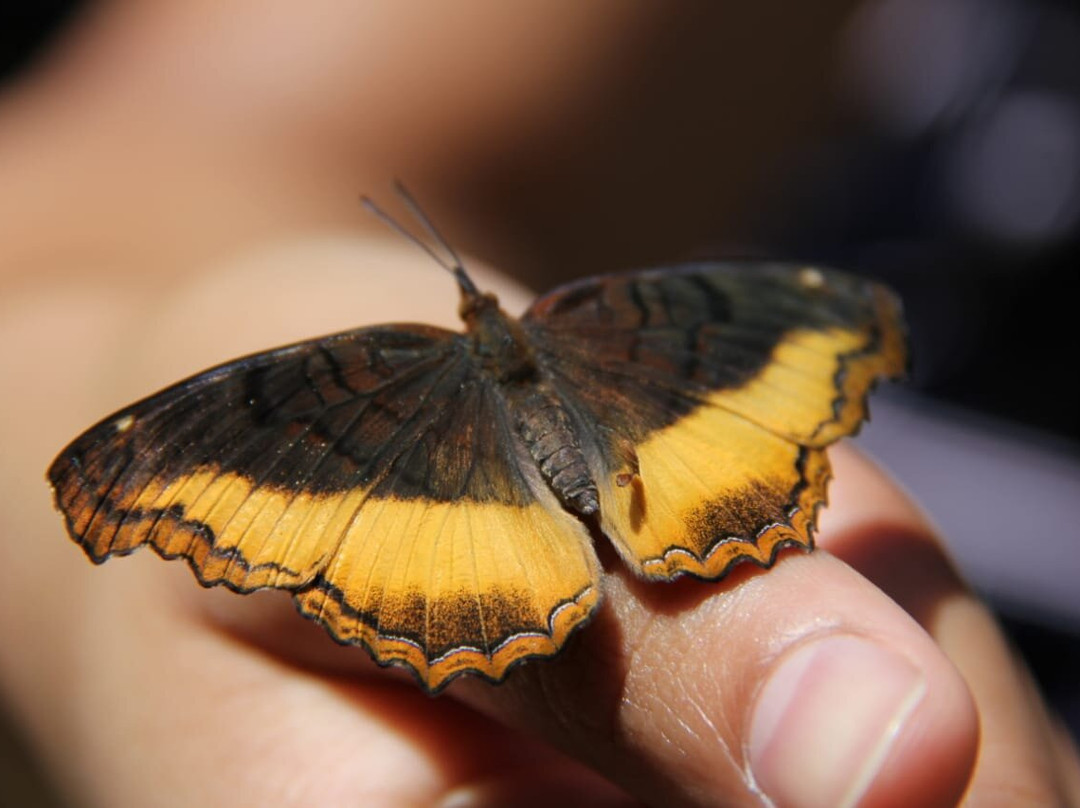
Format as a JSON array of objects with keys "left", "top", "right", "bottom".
[{"left": 509, "top": 386, "right": 599, "bottom": 517}]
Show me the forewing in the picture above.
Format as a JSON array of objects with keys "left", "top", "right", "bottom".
[
  {"left": 523, "top": 262, "right": 906, "bottom": 580},
  {"left": 48, "top": 325, "right": 600, "bottom": 691}
]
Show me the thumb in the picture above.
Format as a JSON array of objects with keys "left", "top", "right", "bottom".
[{"left": 453, "top": 450, "right": 979, "bottom": 808}]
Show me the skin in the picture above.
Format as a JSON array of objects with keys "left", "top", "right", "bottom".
[{"left": 2, "top": 2, "right": 1079, "bottom": 806}]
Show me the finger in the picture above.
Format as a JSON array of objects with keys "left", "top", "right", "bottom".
[
  {"left": 455, "top": 494, "right": 979, "bottom": 806},
  {"left": 31, "top": 559, "right": 639, "bottom": 807},
  {"left": 823, "top": 447, "right": 1080, "bottom": 805}
]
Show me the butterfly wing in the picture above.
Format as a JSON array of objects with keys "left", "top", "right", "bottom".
[
  {"left": 48, "top": 325, "right": 600, "bottom": 691},
  {"left": 522, "top": 262, "right": 907, "bottom": 580}
]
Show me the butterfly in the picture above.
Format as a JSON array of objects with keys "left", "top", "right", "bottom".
[{"left": 48, "top": 189, "right": 906, "bottom": 692}]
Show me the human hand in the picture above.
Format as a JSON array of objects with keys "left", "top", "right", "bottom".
[
  {"left": 1, "top": 3, "right": 1077, "bottom": 806},
  {"left": 4, "top": 247, "right": 1078, "bottom": 806}
]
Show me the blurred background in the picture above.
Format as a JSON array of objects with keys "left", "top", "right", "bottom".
[{"left": 2, "top": 1, "right": 1078, "bottom": 804}]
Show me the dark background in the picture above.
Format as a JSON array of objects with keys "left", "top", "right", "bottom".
[{"left": 2, "top": 2, "right": 1078, "bottom": 804}]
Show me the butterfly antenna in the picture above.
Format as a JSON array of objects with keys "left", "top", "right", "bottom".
[{"left": 360, "top": 183, "right": 480, "bottom": 300}]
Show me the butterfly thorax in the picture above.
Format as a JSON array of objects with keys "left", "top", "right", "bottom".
[
  {"left": 461, "top": 291, "right": 536, "bottom": 383},
  {"left": 462, "top": 291, "right": 600, "bottom": 518}
]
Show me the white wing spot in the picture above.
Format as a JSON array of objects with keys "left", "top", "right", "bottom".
[
  {"left": 798, "top": 266, "right": 826, "bottom": 290},
  {"left": 113, "top": 414, "right": 135, "bottom": 433}
]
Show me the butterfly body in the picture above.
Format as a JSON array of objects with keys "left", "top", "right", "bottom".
[
  {"left": 49, "top": 261, "right": 906, "bottom": 691},
  {"left": 461, "top": 289, "right": 600, "bottom": 516}
]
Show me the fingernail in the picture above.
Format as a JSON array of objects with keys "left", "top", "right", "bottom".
[{"left": 748, "top": 635, "right": 926, "bottom": 808}]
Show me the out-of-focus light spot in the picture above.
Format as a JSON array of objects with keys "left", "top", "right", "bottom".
[
  {"left": 946, "top": 91, "right": 1080, "bottom": 245},
  {"left": 840, "top": 0, "right": 1024, "bottom": 138}
]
